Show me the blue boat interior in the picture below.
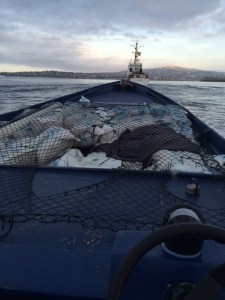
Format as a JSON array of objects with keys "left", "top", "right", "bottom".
[{"left": 0, "top": 81, "right": 225, "bottom": 299}]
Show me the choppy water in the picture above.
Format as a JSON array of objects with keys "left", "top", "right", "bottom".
[{"left": 0, "top": 76, "right": 225, "bottom": 137}]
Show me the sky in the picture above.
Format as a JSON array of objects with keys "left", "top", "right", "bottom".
[{"left": 0, "top": 0, "right": 225, "bottom": 73}]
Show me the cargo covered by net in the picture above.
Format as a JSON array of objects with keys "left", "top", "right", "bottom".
[
  {"left": 0, "top": 101, "right": 224, "bottom": 172},
  {"left": 0, "top": 99, "right": 225, "bottom": 233}
]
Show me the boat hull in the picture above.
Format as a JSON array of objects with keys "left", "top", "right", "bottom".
[{"left": 0, "top": 81, "right": 224, "bottom": 299}]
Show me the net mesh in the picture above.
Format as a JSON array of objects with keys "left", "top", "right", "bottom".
[{"left": 0, "top": 101, "right": 225, "bottom": 232}]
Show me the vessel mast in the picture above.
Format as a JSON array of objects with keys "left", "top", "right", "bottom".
[{"left": 133, "top": 42, "right": 142, "bottom": 64}]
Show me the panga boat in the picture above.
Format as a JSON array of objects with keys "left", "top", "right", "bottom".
[{"left": 0, "top": 81, "right": 225, "bottom": 300}]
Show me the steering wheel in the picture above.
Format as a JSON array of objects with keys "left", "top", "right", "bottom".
[{"left": 107, "top": 223, "right": 225, "bottom": 300}]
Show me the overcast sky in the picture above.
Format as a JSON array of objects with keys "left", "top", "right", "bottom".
[{"left": 1, "top": 0, "right": 225, "bottom": 72}]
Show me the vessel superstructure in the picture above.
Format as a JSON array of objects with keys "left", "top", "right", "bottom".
[{"left": 125, "top": 42, "right": 149, "bottom": 84}]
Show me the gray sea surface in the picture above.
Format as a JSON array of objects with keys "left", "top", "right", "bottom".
[{"left": 0, "top": 76, "right": 225, "bottom": 137}]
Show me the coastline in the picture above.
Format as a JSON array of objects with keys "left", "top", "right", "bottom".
[{"left": 1, "top": 67, "right": 225, "bottom": 81}]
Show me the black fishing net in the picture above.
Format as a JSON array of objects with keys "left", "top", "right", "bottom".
[{"left": 0, "top": 101, "right": 225, "bottom": 234}]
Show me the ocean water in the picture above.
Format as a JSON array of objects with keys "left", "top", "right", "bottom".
[{"left": 0, "top": 76, "right": 225, "bottom": 137}]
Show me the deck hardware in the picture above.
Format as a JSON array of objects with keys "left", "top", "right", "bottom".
[{"left": 186, "top": 178, "right": 200, "bottom": 195}]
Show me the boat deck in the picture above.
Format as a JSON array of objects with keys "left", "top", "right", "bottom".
[
  {"left": 89, "top": 90, "right": 159, "bottom": 104},
  {"left": 3, "top": 166, "right": 224, "bottom": 229}
]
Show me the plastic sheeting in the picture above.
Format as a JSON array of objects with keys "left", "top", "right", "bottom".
[
  {"left": 0, "top": 126, "right": 75, "bottom": 166},
  {"left": 49, "top": 149, "right": 122, "bottom": 169}
]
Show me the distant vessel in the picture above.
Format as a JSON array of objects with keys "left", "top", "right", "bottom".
[{"left": 125, "top": 42, "right": 149, "bottom": 85}]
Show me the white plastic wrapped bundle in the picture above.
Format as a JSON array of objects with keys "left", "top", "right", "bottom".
[
  {"left": 34, "top": 126, "right": 75, "bottom": 165},
  {"left": 146, "top": 150, "right": 211, "bottom": 174},
  {"left": 214, "top": 154, "right": 225, "bottom": 168},
  {"left": 147, "top": 104, "right": 195, "bottom": 140},
  {"left": 95, "top": 107, "right": 111, "bottom": 122},
  {"left": 15, "top": 108, "right": 64, "bottom": 138},
  {"left": 111, "top": 114, "right": 155, "bottom": 136},
  {"left": 98, "top": 124, "right": 118, "bottom": 144},
  {"left": 148, "top": 104, "right": 169, "bottom": 118},
  {"left": 49, "top": 149, "right": 122, "bottom": 169},
  {"left": 111, "top": 105, "right": 150, "bottom": 118},
  {"left": 108, "top": 104, "right": 194, "bottom": 140},
  {"left": 0, "top": 127, "right": 75, "bottom": 166},
  {"left": 168, "top": 105, "right": 194, "bottom": 140},
  {"left": 31, "top": 108, "right": 64, "bottom": 135},
  {"left": 0, "top": 137, "right": 37, "bottom": 165},
  {"left": 0, "top": 102, "right": 62, "bottom": 140},
  {"left": 63, "top": 106, "right": 103, "bottom": 146},
  {"left": 72, "top": 124, "right": 119, "bottom": 147},
  {"left": 79, "top": 95, "right": 91, "bottom": 105}
]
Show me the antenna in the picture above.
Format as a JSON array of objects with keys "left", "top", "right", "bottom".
[{"left": 130, "top": 41, "right": 143, "bottom": 63}]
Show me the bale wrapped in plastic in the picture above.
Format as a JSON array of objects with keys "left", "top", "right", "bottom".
[
  {"left": 148, "top": 104, "right": 194, "bottom": 140},
  {"left": 15, "top": 108, "right": 64, "bottom": 139},
  {"left": 63, "top": 105, "right": 103, "bottom": 146},
  {"left": 33, "top": 126, "right": 75, "bottom": 165},
  {"left": 0, "top": 126, "right": 75, "bottom": 166},
  {"left": 0, "top": 137, "right": 37, "bottom": 165},
  {"left": 168, "top": 105, "right": 194, "bottom": 140},
  {"left": 31, "top": 108, "right": 64, "bottom": 135},
  {"left": 109, "top": 104, "right": 194, "bottom": 140},
  {"left": 0, "top": 102, "right": 62, "bottom": 140},
  {"left": 214, "top": 154, "right": 225, "bottom": 168},
  {"left": 146, "top": 150, "right": 212, "bottom": 174},
  {"left": 49, "top": 148, "right": 122, "bottom": 169},
  {"left": 98, "top": 124, "right": 118, "bottom": 144},
  {"left": 111, "top": 114, "right": 155, "bottom": 136}
]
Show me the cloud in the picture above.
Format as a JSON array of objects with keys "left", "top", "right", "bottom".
[
  {"left": 0, "top": 0, "right": 223, "bottom": 34},
  {"left": 0, "top": 0, "right": 224, "bottom": 71}
]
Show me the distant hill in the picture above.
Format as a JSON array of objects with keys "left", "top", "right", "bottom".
[
  {"left": 1, "top": 66, "right": 225, "bottom": 81},
  {"left": 0, "top": 70, "right": 121, "bottom": 80},
  {"left": 0, "top": 70, "right": 121, "bottom": 79},
  {"left": 143, "top": 66, "right": 225, "bottom": 81}
]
